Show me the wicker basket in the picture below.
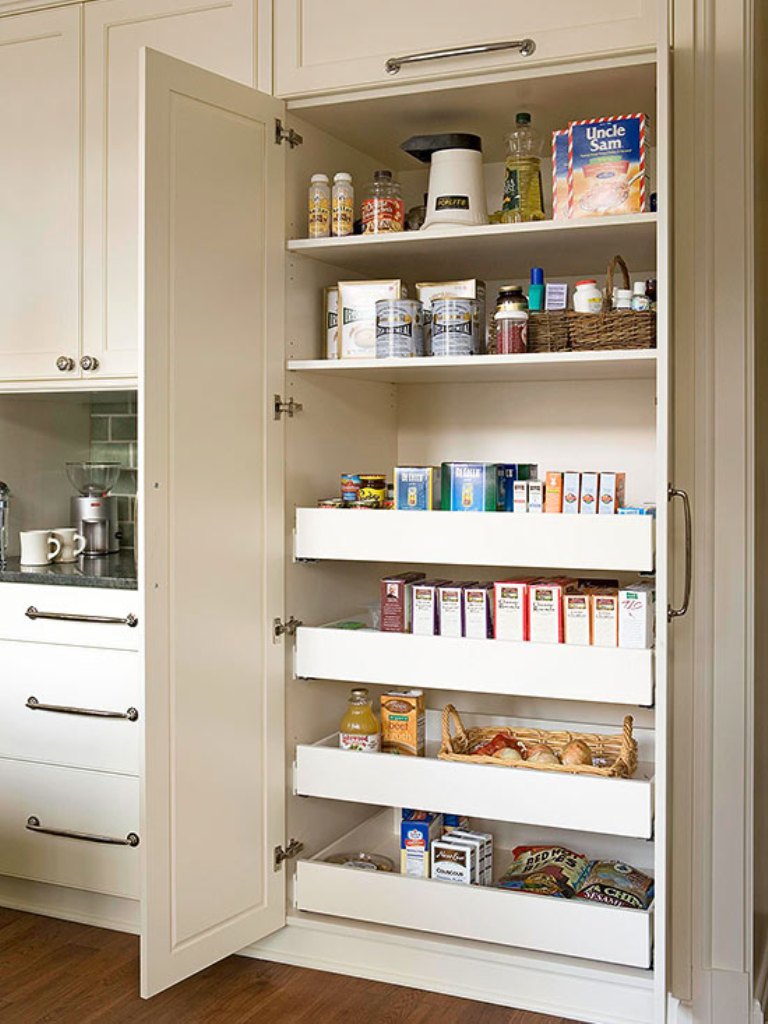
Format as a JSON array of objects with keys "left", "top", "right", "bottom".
[
  {"left": 438, "top": 704, "right": 638, "bottom": 779},
  {"left": 527, "top": 311, "right": 570, "bottom": 353},
  {"left": 568, "top": 254, "right": 656, "bottom": 352}
]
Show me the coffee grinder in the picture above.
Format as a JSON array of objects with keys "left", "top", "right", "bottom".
[{"left": 65, "top": 462, "right": 122, "bottom": 556}]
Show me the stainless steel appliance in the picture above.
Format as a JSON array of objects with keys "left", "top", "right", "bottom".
[{"left": 65, "top": 462, "right": 121, "bottom": 556}]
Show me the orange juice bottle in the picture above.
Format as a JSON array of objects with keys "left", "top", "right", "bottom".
[{"left": 339, "top": 688, "right": 381, "bottom": 752}]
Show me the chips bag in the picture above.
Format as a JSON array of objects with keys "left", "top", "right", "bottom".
[{"left": 497, "top": 845, "right": 591, "bottom": 898}]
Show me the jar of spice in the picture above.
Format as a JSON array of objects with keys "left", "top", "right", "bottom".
[
  {"left": 493, "top": 286, "right": 529, "bottom": 355},
  {"left": 361, "top": 170, "right": 404, "bottom": 233}
]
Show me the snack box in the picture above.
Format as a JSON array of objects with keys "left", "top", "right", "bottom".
[
  {"left": 552, "top": 129, "right": 569, "bottom": 220},
  {"left": 381, "top": 689, "right": 425, "bottom": 756},
  {"left": 591, "top": 590, "right": 619, "bottom": 647},
  {"left": 323, "top": 286, "right": 339, "bottom": 359},
  {"left": 431, "top": 837, "right": 476, "bottom": 885},
  {"left": 394, "top": 466, "right": 441, "bottom": 510},
  {"left": 401, "top": 811, "right": 444, "bottom": 878},
  {"left": 411, "top": 579, "right": 452, "bottom": 635},
  {"left": 599, "top": 472, "right": 626, "bottom": 514},
  {"left": 439, "top": 582, "right": 477, "bottom": 637},
  {"left": 567, "top": 113, "right": 649, "bottom": 219},
  {"left": 579, "top": 472, "right": 599, "bottom": 514},
  {"left": 529, "top": 580, "right": 571, "bottom": 644},
  {"left": 513, "top": 480, "right": 528, "bottom": 513},
  {"left": 463, "top": 583, "right": 495, "bottom": 639},
  {"left": 443, "top": 813, "right": 470, "bottom": 832},
  {"left": 618, "top": 504, "right": 656, "bottom": 516},
  {"left": 528, "top": 479, "right": 545, "bottom": 514},
  {"left": 494, "top": 579, "right": 532, "bottom": 641},
  {"left": 416, "top": 280, "right": 487, "bottom": 353},
  {"left": 545, "top": 471, "right": 563, "bottom": 513},
  {"left": 339, "top": 280, "right": 404, "bottom": 358},
  {"left": 380, "top": 572, "right": 426, "bottom": 632},
  {"left": 446, "top": 828, "right": 494, "bottom": 885},
  {"left": 619, "top": 581, "right": 656, "bottom": 649},
  {"left": 441, "top": 462, "right": 497, "bottom": 512},
  {"left": 563, "top": 471, "right": 581, "bottom": 514},
  {"left": 564, "top": 591, "right": 592, "bottom": 645}
]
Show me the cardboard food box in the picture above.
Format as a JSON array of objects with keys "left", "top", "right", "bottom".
[
  {"left": 401, "top": 811, "right": 443, "bottom": 878},
  {"left": 592, "top": 590, "right": 619, "bottom": 647},
  {"left": 323, "top": 286, "right": 339, "bottom": 359},
  {"left": 545, "top": 471, "right": 563, "bottom": 513},
  {"left": 552, "top": 129, "right": 569, "bottom": 220},
  {"left": 463, "top": 583, "right": 495, "bottom": 639},
  {"left": 564, "top": 591, "right": 592, "bottom": 645},
  {"left": 441, "top": 463, "right": 497, "bottom": 512},
  {"left": 381, "top": 689, "right": 425, "bottom": 756},
  {"left": 529, "top": 580, "right": 570, "bottom": 643},
  {"left": 380, "top": 572, "right": 426, "bottom": 632},
  {"left": 513, "top": 480, "right": 529, "bottom": 513},
  {"left": 416, "top": 280, "right": 486, "bottom": 353},
  {"left": 394, "top": 466, "right": 441, "bottom": 510},
  {"left": 619, "top": 581, "right": 656, "bottom": 649},
  {"left": 528, "top": 479, "right": 545, "bottom": 514},
  {"left": 599, "top": 472, "right": 627, "bottom": 514},
  {"left": 494, "top": 580, "right": 531, "bottom": 641},
  {"left": 563, "top": 471, "right": 581, "bottom": 515},
  {"left": 567, "top": 113, "right": 649, "bottom": 219},
  {"left": 339, "top": 279, "right": 404, "bottom": 358},
  {"left": 431, "top": 838, "right": 476, "bottom": 885},
  {"left": 439, "top": 582, "right": 476, "bottom": 637},
  {"left": 411, "top": 579, "right": 452, "bottom": 635},
  {"left": 579, "top": 472, "right": 599, "bottom": 514}
]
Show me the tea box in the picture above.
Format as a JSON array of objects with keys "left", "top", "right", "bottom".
[
  {"left": 496, "top": 464, "right": 538, "bottom": 511},
  {"left": 411, "top": 579, "right": 452, "bottom": 635},
  {"left": 592, "top": 591, "right": 619, "bottom": 647},
  {"left": 563, "top": 471, "right": 581, "bottom": 514},
  {"left": 619, "top": 581, "right": 656, "bottom": 649},
  {"left": 545, "top": 471, "right": 563, "bottom": 513},
  {"left": 579, "top": 472, "right": 599, "bottom": 514},
  {"left": 568, "top": 113, "right": 648, "bottom": 219},
  {"left": 439, "top": 582, "right": 476, "bottom": 637},
  {"left": 513, "top": 480, "right": 529, "bottom": 513},
  {"left": 528, "top": 479, "right": 545, "bottom": 513},
  {"left": 463, "top": 583, "right": 495, "bottom": 639},
  {"left": 401, "top": 811, "right": 443, "bottom": 878},
  {"left": 380, "top": 572, "right": 426, "bottom": 632},
  {"left": 494, "top": 580, "right": 531, "bottom": 641},
  {"left": 441, "top": 463, "right": 497, "bottom": 512},
  {"left": 564, "top": 592, "right": 592, "bottom": 645},
  {"left": 529, "top": 581, "right": 568, "bottom": 644},
  {"left": 339, "top": 279, "right": 404, "bottom": 358},
  {"left": 394, "top": 466, "right": 441, "bottom": 510},
  {"left": 599, "top": 472, "right": 627, "bottom": 514},
  {"left": 380, "top": 689, "right": 425, "bottom": 756}
]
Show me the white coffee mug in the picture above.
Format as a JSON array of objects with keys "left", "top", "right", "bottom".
[
  {"left": 19, "top": 530, "right": 62, "bottom": 566},
  {"left": 52, "top": 527, "right": 86, "bottom": 564}
]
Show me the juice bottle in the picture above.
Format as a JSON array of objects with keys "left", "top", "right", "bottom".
[
  {"left": 502, "top": 113, "right": 545, "bottom": 223},
  {"left": 339, "top": 687, "right": 381, "bottom": 752}
]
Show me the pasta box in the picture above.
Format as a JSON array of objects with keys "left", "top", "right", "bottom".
[
  {"left": 441, "top": 462, "right": 497, "bottom": 512},
  {"left": 394, "top": 466, "right": 441, "bottom": 510}
]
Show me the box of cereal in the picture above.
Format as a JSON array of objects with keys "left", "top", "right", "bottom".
[{"left": 568, "top": 114, "right": 649, "bottom": 219}]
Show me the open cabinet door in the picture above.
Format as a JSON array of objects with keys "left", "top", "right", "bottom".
[{"left": 139, "top": 48, "right": 286, "bottom": 997}]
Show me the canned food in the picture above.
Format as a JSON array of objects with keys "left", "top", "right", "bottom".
[
  {"left": 358, "top": 474, "right": 387, "bottom": 507},
  {"left": 431, "top": 298, "right": 481, "bottom": 357},
  {"left": 318, "top": 498, "right": 344, "bottom": 509},
  {"left": 349, "top": 498, "right": 380, "bottom": 509},
  {"left": 341, "top": 473, "right": 362, "bottom": 503},
  {"left": 375, "top": 299, "right": 425, "bottom": 358}
]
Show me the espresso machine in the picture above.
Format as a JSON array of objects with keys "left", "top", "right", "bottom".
[{"left": 66, "top": 462, "right": 122, "bottom": 556}]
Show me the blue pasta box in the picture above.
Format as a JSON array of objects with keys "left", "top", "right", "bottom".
[
  {"left": 394, "top": 466, "right": 441, "bottom": 510},
  {"left": 441, "top": 463, "right": 497, "bottom": 512},
  {"left": 496, "top": 464, "right": 539, "bottom": 511}
]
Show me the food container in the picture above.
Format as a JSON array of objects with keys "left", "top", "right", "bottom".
[
  {"left": 431, "top": 298, "right": 481, "bottom": 356},
  {"left": 441, "top": 462, "right": 497, "bottom": 511},
  {"left": 417, "top": 280, "right": 486, "bottom": 352},
  {"left": 339, "top": 280, "right": 404, "bottom": 358},
  {"left": 340, "top": 473, "right": 361, "bottom": 504},
  {"left": 375, "top": 299, "right": 425, "bottom": 358},
  {"left": 394, "top": 466, "right": 441, "bottom": 510},
  {"left": 359, "top": 474, "right": 386, "bottom": 507},
  {"left": 567, "top": 114, "right": 648, "bottom": 218}
]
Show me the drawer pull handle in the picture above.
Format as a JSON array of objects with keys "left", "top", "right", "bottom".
[
  {"left": 385, "top": 38, "right": 536, "bottom": 75},
  {"left": 26, "top": 816, "right": 140, "bottom": 847},
  {"left": 26, "top": 696, "right": 139, "bottom": 722},
  {"left": 668, "top": 484, "right": 693, "bottom": 621},
  {"left": 25, "top": 606, "right": 138, "bottom": 628}
]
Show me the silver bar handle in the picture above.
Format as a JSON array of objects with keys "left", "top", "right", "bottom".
[
  {"left": 668, "top": 484, "right": 692, "bottom": 621},
  {"left": 26, "top": 696, "right": 138, "bottom": 721},
  {"left": 26, "top": 606, "right": 138, "bottom": 628},
  {"left": 385, "top": 38, "right": 536, "bottom": 75},
  {"left": 26, "top": 816, "right": 140, "bottom": 847}
]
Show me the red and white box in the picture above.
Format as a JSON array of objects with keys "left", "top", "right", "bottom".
[
  {"left": 528, "top": 580, "right": 569, "bottom": 644},
  {"left": 591, "top": 591, "right": 619, "bottom": 647},
  {"left": 494, "top": 580, "right": 532, "bottom": 642}
]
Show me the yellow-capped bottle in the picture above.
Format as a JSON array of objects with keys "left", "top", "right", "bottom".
[{"left": 340, "top": 687, "right": 381, "bottom": 752}]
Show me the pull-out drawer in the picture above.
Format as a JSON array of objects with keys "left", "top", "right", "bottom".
[
  {"left": 0, "top": 758, "right": 139, "bottom": 899},
  {"left": 0, "top": 583, "right": 140, "bottom": 650},
  {"left": 0, "top": 642, "right": 140, "bottom": 775}
]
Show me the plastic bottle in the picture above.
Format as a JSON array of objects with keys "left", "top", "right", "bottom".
[
  {"left": 573, "top": 279, "right": 603, "bottom": 313},
  {"left": 339, "top": 687, "right": 381, "bottom": 752},
  {"left": 502, "top": 113, "right": 545, "bottom": 223},
  {"left": 614, "top": 288, "right": 633, "bottom": 310},
  {"left": 493, "top": 285, "right": 529, "bottom": 354},
  {"left": 361, "top": 170, "right": 404, "bottom": 234},
  {"left": 528, "top": 267, "right": 545, "bottom": 311},
  {"left": 331, "top": 172, "right": 354, "bottom": 237},
  {"left": 308, "top": 173, "right": 330, "bottom": 238},
  {"left": 631, "top": 281, "right": 651, "bottom": 311}
]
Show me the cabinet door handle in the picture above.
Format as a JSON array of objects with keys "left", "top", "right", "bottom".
[
  {"left": 385, "top": 38, "right": 535, "bottom": 75},
  {"left": 79, "top": 355, "right": 100, "bottom": 372},
  {"left": 26, "top": 696, "right": 138, "bottom": 721},
  {"left": 26, "top": 816, "right": 140, "bottom": 847},
  {"left": 56, "top": 356, "right": 76, "bottom": 372},
  {"left": 25, "top": 606, "right": 138, "bottom": 628},
  {"left": 668, "top": 484, "right": 692, "bottom": 621}
]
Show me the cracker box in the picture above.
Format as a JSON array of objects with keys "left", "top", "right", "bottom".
[
  {"left": 439, "top": 582, "right": 476, "bottom": 637},
  {"left": 579, "top": 472, "right": 599, "bottom": 514},
  {"left": 411, "top": 579, "right": 452, "bottom": 635},
  {"left": 380, "top": 572, "right": 426, "bottom": 632},
  {"left": 564, "top": 592, "right": 592, "bottom": 645},
  {"left": 494, "top": 580, "right": 531, "bottom": 641},
  {"left": 441, "top": 463, "right": 497, "bottom": 512},
  {"left": 563, "top": 471, "right": 581, "bottom": 514},
  {"left": 395, "top": 466, "right": 441, "bottom": 510},
  {"left": 568, "top": 114, "right": 649, "bottom": 219},
  {"left": 528, "top": 479, "right": 545, "bottom": 514},
  {"left": 513, "top": 480, "right": 529, "bottom": 513},
  {"left": 436, "top": 835, "right": 481, "bottom": 884},
  {"left": 529, "top": 581, "right": 568, "bottom": 644},
  {"left": 463, "top": 582, "right": 495, "bottom": 639},
  {"left": 431, "top": 838, "right": 475, "bottom": 885},
  {"left": 381, "top": 689, "right": 425, "bottom": 756},
  {"left": 496, "top": 464, "right": 517, "bottom": 512},
  {"left": 401, "top": 811, "right": 443, "bottom": 878},
  {"left": 447, "top": 828, "right": 494, "bottom": 885},
  {"left": 545, "top": 471, "right": 563, "bottom": 513},
  {"left": 323, "top": 286, "right": 339, "bottom": 359},
  {"left": 552, "top": 129, "right": 569, "bottom": 220},
  {"left": 592, "top": 591, "right": 619, "bottom": 647},
  {"left": 598, "top": 472, "right": 627, "bottom": 514},
  {"left": 339, "top": 279, "right": 404, "bottom": 358},
  {"left": 416, "top": 280, "right": 487, "bottom": 353},
  {"left": 619, "top": 581, "right": 656, "bottom": 649}
]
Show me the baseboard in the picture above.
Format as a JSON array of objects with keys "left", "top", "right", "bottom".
[
  {"left": 243, "top": 912, "right": 656, "bottom": 1024},
  {"left": 0, "top": 874, "right": 139, "bottom": 934}
]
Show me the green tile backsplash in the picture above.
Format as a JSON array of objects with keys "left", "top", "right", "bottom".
[{"left": 90, "top": 395, "right": 137, "bottom": 551}]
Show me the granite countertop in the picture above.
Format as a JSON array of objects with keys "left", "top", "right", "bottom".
[{"left": 0, "top": 551, "right": 138, "bottom": 590}]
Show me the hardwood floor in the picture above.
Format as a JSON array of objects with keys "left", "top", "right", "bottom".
[{"left": 0, "top": 908, "right": 583, "bottom": 1024}]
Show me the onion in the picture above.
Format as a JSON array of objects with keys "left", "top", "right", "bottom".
[{"left": 561, "top": 739, "right": 594, "bottom": 766}]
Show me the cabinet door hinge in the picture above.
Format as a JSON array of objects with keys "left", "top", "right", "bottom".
[
  {"left": 273, "top": 615, "right": 302, "bottom": 642},
  {"left": 274, "top": 394, "right": 303, "bottom": 420},
  {"left": 274, "top": 838, "right": 304, "bottom": 871},
  {"left": 275, "top": 119, "right": 303, "bottom": 149}
]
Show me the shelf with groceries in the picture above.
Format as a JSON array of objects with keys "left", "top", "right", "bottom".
[{"left": 295, "top": 808, "right": 654, "bottom": 970}]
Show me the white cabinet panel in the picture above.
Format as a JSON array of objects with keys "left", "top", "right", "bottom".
[
  {"left": 83, "top": 0, "right": 256, "bottom": 378},
  {"left": 0, "top": 583, "right": 140, "bottom": 650},
  {"left": 274, "top": 0, "right": 658, "bottom": 98},
  {"left": 0, "top": 7, "right": 81, "bottom": 382},
  {"left": 0, "top": 642, "right": 140, "bottom": 775}
]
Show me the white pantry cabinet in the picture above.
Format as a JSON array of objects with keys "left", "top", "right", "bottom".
[{"left": 273, "top": 0, "right": 658, "bottom": 98}]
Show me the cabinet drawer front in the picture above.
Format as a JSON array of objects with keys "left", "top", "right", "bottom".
[
  {"left": 0, "top": 584, "right": 140, "bottom": 650},
  {"left": 0, "top": 642, "right": 140, "bottom": 775},
  {"left": 0, "top": 758, "right": 140, "bottom": 899}
]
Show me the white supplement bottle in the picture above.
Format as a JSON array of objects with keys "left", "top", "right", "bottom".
[
  {"left": 308, "top": 173, "right": 330, "bottom": 238},
  {"left": 332, "top": 172, "right": 354, "bottom": 237},
  {"left": 573, "top": 279, "right": 603, "bottom": 313},
  {"left": 631, "top": 281, "right": 651, "bottom": 311}
]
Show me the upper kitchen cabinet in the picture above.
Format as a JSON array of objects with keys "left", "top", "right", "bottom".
[
  {"left": 82, "top": 0, "right": 258, "bottom": 378},
  {"left": 0, "top": 7, "right": 81, "bottom": 382},
  {"left": 273, "top": 0, "right": 659, "bottom": 98}
]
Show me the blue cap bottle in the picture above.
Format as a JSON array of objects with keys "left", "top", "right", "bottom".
[{"left": 529, "top": 267, "right": 545, "bottom": 312}]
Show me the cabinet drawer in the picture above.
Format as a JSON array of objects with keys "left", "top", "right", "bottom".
[
  {"left": 0, "top": 583, "right": 140, "bottom": 650},
  {"left": 0, "top": 642, "right": 140, "bottom": 775},
  {"left": 0, "top": 758, "right": 140, "bottom": 899}
]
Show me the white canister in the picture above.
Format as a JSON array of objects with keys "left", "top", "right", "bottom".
[
  {"left": 431, "top": 298, "right": 481, "bottom": 356},
  {"left": 375, "top": 300, "right": 425, "bottom": 358},
  {"left": 573, "top": 279, "right": 603, "bottom": 314}
]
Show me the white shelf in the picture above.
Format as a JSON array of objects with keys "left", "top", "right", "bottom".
[
  {"left": 294, "top": 508, "right": 655, "bottom": 572},
  {"left": 288, "top": 350, "right": 657, "bottom": 385},
  {"left": 295, "top": 810, "right": 654, "bottom": 969},
  {"left": 286, "top": 214, "right": 657, "bottom": 280},
  {"left": 295, "top": 627, "right": 655, "bottom": 706},
  {"left": 295, "top": 711, "right": 655, "bottom": 839}
]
